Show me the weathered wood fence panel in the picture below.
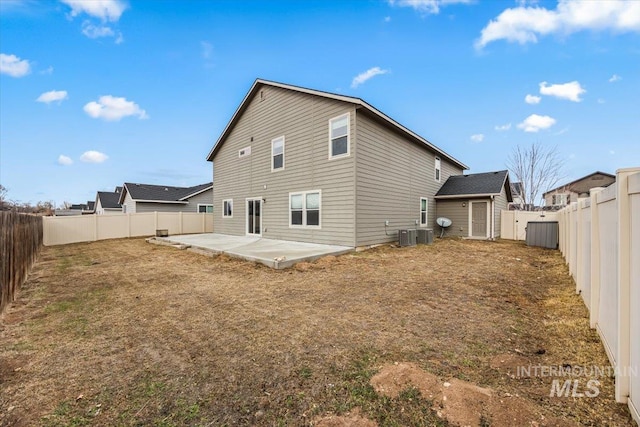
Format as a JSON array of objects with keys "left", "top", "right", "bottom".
[{"left": 0, "top": 212, "right": 43, "bottom": 314}]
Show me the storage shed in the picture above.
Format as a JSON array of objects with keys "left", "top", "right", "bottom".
[{"left": 435, "top": 170, "right": 513, "bottom": 239}]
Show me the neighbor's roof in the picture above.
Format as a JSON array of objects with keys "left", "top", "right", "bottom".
[
  {"left": 119, "top": 182, "right": 213, "bottom": 204},
  {"left": 97, "top": 191, "right": 122, "bottom": 209},
  {"left": 206, "top": 78, "right": 468, "bottom": 170},
  {"left": 510, "top": 182, "right": 523, "bottom": 196},
  {"left": 542, "top": 171, "right": 615, "bottom": 196},
  {"left": 435, "top": 170, "right": 512, "bottom": 201}
]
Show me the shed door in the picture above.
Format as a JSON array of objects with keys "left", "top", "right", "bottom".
[{"left": 471, "top": 201, "right": 487, "bottom": 237}]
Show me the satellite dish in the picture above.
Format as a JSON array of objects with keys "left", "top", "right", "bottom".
[{"left": 436, "top": 217, "right": 452, "bottom": 238}]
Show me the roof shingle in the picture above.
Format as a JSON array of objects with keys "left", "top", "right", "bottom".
[{"left": 436, "top": 170, "right": 511, "bottom": 199}]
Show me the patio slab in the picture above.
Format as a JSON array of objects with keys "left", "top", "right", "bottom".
[{"left": 150, "top": 233, "right": 353, "bottom": 269}]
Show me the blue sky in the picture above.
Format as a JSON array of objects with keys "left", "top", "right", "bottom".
[{"left": 1, "top": 0, "right": 639, "bottom": 206}]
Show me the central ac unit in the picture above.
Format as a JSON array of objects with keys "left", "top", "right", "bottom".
[
  {"left": 416, "top": 229, "right": 434, "bottom": 245},
  {"left": 398, "top": 229, "right": 417, "bottom": 247}
]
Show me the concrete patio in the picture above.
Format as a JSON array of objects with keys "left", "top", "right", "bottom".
[{"left": 149, "top": 233, "right": 353, "bottom": 269}]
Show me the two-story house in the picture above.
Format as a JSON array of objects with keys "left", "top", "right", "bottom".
[
  {"left": 206, "top": 79, "right": 468, "bottom": 247},
  {"left": 543, "top": 171, "right": 615, "bottom": 209}
]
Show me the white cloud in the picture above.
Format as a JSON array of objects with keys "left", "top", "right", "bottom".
[
  {"left": 539, "top": 80, "right": 585, "bottom": 102},
  {"left": 36, "top": 90, "right": 68, "bottom": 104},
  {"left": 61, "top": 0, "right": 127, "bottom": 21},
  {"left": 0, "top": 53, "right": 31, "bottom": 77},
  {"left": 384, "top": 16, "right": 391, "bottom": 22},
  {"left": 351, "top": 67, "right": 389, "bottom": 88},
  {"left": 554, "top": 126, "right": 570, "bottom": 135},
  {"left": 525, "top": 94, "right": 541, "bottom": 104},
  {"left": 58, "top": 155, "right": 73, "bottom": 166},
  {"left": 609, "top": 150, "right": 615, "bottom": 155},
  {"left": 517, "top": 114, "right": 556, "bottom": 132},
  {"left": 609, "top": 74, "right": 621, "bottom": 82},
  {"left": 598, "top": 98, "right": 606, "bottom": 104},
  {"left": 201, "top": 41, "right": 213, "bottom": 59},
  {"left": 83, "top": 95, "right": 148, "bottom": 121},
  {"left": 475, "top": 0, "right": 640, "bottom": 49},
  {"left": 495, "top": 123, "right": 511, "bottom": 131},
  {"left": 470, "top": 133, "right": 484, "bottom": 142},
  {"left": 40, "top": 65, "right": 54, "bottom": 75},
  {"left": 82, "top": 21, "right": 114, "bottom": 38},
  {"left": 80, "top": 150, "right": 109, "bottom": 163},
  {"left": 387, "top": 0, "right": 472, "bottom": 15}
]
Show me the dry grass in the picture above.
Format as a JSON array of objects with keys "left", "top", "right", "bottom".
[{"left": 0, "top": 238, "right": 634, "bottom": 426}]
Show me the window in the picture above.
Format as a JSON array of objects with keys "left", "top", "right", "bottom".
[
  {"left": 290, "top": 190, "right": 321, "bottom": 228},
  {"left": 222, "top": 199, "right": 233, "bottom": 217},
  {"left": 420, "top": 198, "right": 428, "bottom": 226},
  {"left": 435, "top": 156, "right": 441, "bottom": 182},
  {"left": 552, "top": 194, "right": 568, "bottom": 205},
  {"left": 272, "top": 136, "right": 284, "bottom": 171},
  {"left": 198, "top": 204, "right": 213, "bottom": 213},
  {"left": 123, "top": 205, "right": 127, "bottom": 214},
  {"left": 329, "top": 113, "right": 349, "bottom": 158}
]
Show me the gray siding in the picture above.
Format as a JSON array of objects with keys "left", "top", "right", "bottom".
[
  {"left": 435, "top": 199, "right": 469, "bottom": 237},
  {"left": 131, "top": 189, "right": 213, "bottom": 213},
  {"left": 355, "top": 111, "right": 464, "bottom": 246},
  {"left": 494, "top": 187, "right": 508, "bottom": 238},
  {"left": 212, "top": 86, "right": 356, "bottom": 246}
]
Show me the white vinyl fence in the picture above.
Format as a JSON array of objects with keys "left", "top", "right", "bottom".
[
  {"left": 500, "top": 210, "right": 559, "bottom": 240},
  {"left": 557, "top": 167, "right": 640, "bottom": 424},
  {"left": 43, "top": 212, "right": 214, "bottom": 246}
]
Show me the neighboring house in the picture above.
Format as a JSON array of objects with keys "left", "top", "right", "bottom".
[
  {"left": 119, "top": 182, "right": 213, "bottom": 214},
  {"left": 543, "top": 171, "right": 615, "bottom": 209},
  {"left": 435, "top": 170, "right": 513, "bottom": 239},
  {"left": 95, "top": 187, "right": 123, "bottom": 215},
  {"left": 69, "top": 201, "right": 95, "bottom": 214},
  {"left": 206, "top": 78, "right": 468, "bottom": 247}
]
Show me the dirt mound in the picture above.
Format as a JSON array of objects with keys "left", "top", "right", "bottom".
[
  {"left": 490, "top": 353, "right": 531, "bottom": 377},
  {"left": 370, "top": 363, "right": 580, "bottom": 427},
  {"left": 313, "top": 408, "right": 377, "bottom": 427}
]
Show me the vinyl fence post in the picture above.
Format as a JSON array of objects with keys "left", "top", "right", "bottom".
[
  {"left": 93, "top": 213, "right": 98, "bottom": 242},
  {"left": 589, "top": 187, "right": 604, "bottom": 330},
  {"left": 576, "top": 199, "right": 583, "bottom": 295},
  {"left": 179, "top": 212, "right": 183, "bottom": 235},
  {"left": 154, "top": 211, "right": 158, "bottom": 233}
]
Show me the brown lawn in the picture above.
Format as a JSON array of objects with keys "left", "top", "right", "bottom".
[{"left": 0, "top": 238, "right": 634, "bottom": 426}]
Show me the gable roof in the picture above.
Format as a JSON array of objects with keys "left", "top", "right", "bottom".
[
  {"left": 510, "top": 182, "right": 523, "bottom": 197},
  {"left": 97, "top": 191, "right": 122, "bottom": 209},
  {"left": 435, "top": 170, "right": 513, "bottom": 201},
  {"left": 542, "top": 171, "right": 615, "bottom": 196},
  {"left": 206, "top": 78, "right": 468, "bottom": 170},
  {"left": 119, "top": 182, "right": 213, "bottom": 204}
]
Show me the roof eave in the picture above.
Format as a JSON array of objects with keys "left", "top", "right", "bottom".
[
  {"left": 178, "top": 185, "right": 213, "bottom": 201},
  {"left": 435, "top": 193, "right": 501, "bottom": 199}
]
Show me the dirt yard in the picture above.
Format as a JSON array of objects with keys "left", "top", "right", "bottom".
[{"left": 0, "top": 238, "right": 634, "bottom": 426}]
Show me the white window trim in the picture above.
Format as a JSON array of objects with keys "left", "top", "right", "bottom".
[
  {"left": 271, "top": 135, "right": 285, "bottom": 172},
  {"left": 289, "top": 190, "right": 322, "bottom": 229},
  {"left": 435, "top": 156, "right": 441, "bottom": 182},
  {"left": 328, "top": 113, "right": 350, "bottom": 160},
  {"left": 222, "top": 199, "right": 233, "bottom": 218},
  {"left": 420, "top": 197, "right": 429, "bottom": 227},
  {"left": 197, "top": 203, "right": 213, "bottom": 213}
]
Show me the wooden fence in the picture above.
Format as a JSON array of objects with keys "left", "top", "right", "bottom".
[
  {"left": 557, "top": 168, "right": 640, "bottom": 424},
  {"left": 1, "top": 211, "right": 43, "bottom": 314},
  {"left": 43, "top": 212, "right": 214, "bottom": 246}
]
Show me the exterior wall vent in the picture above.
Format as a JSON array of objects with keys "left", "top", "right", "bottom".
[{"left": 398, "top": 229, "right": 417, "bottom": 247}]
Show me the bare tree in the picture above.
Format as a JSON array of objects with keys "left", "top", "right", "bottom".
[
  {"left": 0, "top": 184, "right": 8, "bottom": 210},
  {"left": 506, "top": 143, "right": 565, "bottom": 210}
]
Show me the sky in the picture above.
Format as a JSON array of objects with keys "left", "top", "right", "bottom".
[{"left": 1, "top": 0, "right": 639, "bottom": 207}]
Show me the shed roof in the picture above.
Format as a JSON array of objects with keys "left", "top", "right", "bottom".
[
  {"left": 435, "top": 170, "right": 512, "bottom": 201},
  {"left": 97, "top": 191, "right": 122, "bottom": 209},
  {"left": 206, "top": 79, "right": 468, "bottom": 170}
]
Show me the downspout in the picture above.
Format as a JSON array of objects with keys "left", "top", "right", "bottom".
[{"left": 490, "top": 195, "right": 495, "bottom": 240}]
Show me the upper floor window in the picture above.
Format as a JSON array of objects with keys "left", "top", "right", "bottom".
[
  {"left": 329, "top": 113, "right": 350, "bottom": 159},
  {"left": 552, "top": 194, "right": 569, "bottom": 205},
  {"left": 272, "top": 136, "right": 284, "bottom": 171},
  {"left": 435, "top": 156, "right": 441, "bottom": 182}
]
